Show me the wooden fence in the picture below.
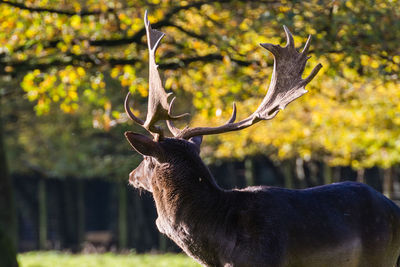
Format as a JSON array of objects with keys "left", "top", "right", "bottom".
[{"left": 13, "top": 157, "right": 400, "bottom": 252}]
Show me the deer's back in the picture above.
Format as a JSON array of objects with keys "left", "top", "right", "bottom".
[{"left": 220, "top": 181, "right": 400, "bottom": 267}]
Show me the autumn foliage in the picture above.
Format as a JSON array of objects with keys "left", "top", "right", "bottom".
[{"left": 1, "top": 0, "right": 399, "bottom": 170}]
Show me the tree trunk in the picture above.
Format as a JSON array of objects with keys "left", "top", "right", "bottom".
[
  {"left": 244, "top": 158, "right": 255, "bottom": 186},
  {"left": 357, "top": 169, "right": 365, "bottom": 183},
  {"left": 131, "top": 192, "right": 152, "bottom": 252},
  {"left": 305, "top": 160, "right": 318, "bottom": 186},
  {"left": 0, "top": 99, "right": 18, "bottom": 266},
  {"left": 118, "top": 182, "right": 127, "bottom": 250},
  {"left": 383, "top": 168, "right": 393, "bottom": 199},
  {"left": 323, "top": 163, "right": 333, "bottom": 185},
  {"left": 76, "top": 180, "right": 85, "bottom": 249},
  {"left": 159, "top": 233, "right": 167, "bottom": 252},
  {"left": 62, "top": 178, "right": 82, "bottom": 251},
  {"left": 295, "top": 158, "right": 306, "bottom": 188},
  {"left": 38, "top": 177, "right": 47, "bottom": 250},
  {"left": 281, "top": 160, "right": 294, "bottom": 189},
  {"left": 332, "top": 166, "right": 341, "bottom": 183}
]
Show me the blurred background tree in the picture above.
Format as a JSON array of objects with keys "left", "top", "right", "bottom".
[{"left": 0, "top": 0, "right": 399, "bottom": 263}]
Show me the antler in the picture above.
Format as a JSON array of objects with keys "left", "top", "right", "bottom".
[
  {"left": 125, "top": 10, "right": 188, "bottom": 140},
  {"left": 167, "top": 26, "right": 322, "bottom": 139}
]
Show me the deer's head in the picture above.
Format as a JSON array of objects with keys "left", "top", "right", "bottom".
[
  {"left": 125, "top": 11, "right": 322, "bottom": 193},
  {"left": 126, "top": 132, "right": 203, "bottom": 193}
]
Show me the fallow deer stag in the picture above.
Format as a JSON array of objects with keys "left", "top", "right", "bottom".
[{"left": 124, "top": 11, "right": 400, "bottom": 267}]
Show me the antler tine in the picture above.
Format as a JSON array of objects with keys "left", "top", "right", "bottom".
[
  {"left": 167, "top": 98, "right": 236, "bottom": 138},
  {"left": 283, "top": 25, "right": 295, "bottom": 49},
  {"left": 302, "top": 34, "right": 312, "bottom": 55},
  {"left": 166, "top": 97, "right": 190, "bottom": 137},
  {"left": 227, "top": 103, "right": 237, "bottom": 123},
  {"left": 170, "top": 26, "right": 322, "bottom": 140},
  {"left": 125, "top": 92, "right": 145, "bottom": 125},
  {"left": 167, "top": 96, "right": 191, "bottom": 120}
]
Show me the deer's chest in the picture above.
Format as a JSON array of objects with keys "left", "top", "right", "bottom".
[
  {"left": 156, "top": 215, "right": 223, "bottom": 266},
  {"left": 156, "top": 216, "right": 193, "bottom": 249}
]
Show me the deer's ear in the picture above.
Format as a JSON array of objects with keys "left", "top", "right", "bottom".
[
  {"left": 125, "top": 131, "right": 163, "bottom": 158},
  {"left": 189, "top": 136, "right": 202, "bottom": 153}
]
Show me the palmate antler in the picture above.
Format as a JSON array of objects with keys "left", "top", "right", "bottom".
[
  {"left": 125, "top": 12, "right": 322, "bottom": 140},
  {"left": 125, "top": 10, "right": 188, "bottom": 140}
]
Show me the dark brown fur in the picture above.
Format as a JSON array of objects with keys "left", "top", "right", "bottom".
[{"left": 126, "top": 133, "right": 400, "bottom": 267}]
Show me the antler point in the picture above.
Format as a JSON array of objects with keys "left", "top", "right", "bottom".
[
  {"left": 260, "top": 43, "right": 277, "bottom": 55},
  {"left": 302, "top": 34, "right": 312, "bottom": 54},
  {"left": 283, "top": 25, "right": 295, "bottom": 48},
  {"left": 227, "top": 102, "right": 237, "bottom": 123},
  {"left": 144, "top": 10, "right": 149, "bottom": 27},
  {"left": 303, "top": 63, "right": 323, "bottom": 84}
]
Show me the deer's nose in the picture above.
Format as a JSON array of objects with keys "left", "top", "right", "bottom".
[{"left": 129, "top": 170, "right": 136, "bottom": 184}]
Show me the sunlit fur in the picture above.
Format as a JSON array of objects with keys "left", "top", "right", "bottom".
[{"left": 128, "top": 137, "right": 400, "bottom": 267}]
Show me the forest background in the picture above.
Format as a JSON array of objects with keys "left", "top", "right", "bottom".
[{"left": 0, "top": 0, "right": 399, "bottom": 266}]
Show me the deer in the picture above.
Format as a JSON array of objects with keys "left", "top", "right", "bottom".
[{"left": 123, "top": 11, "right": 400, "bottom": 267}]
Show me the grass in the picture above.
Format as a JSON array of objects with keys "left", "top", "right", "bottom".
[{"left": 18, "top": 251, "right": 201, "bottom": 267}]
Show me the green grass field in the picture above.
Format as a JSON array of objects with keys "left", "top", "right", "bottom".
[{"left": 18, "top": 251, "right": 201, "bottom": 267}]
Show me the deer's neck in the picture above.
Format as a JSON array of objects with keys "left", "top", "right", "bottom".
[
  {"left": 152, "top": 161, "right": 229, "bottom": 264},
  {"left": 153, "top": 161, "right": 223, "bottom": 222}
]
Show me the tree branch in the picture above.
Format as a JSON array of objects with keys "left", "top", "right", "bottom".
[
  {"left": 0, "top": 0, "right": 115, "bottom": 16},
  {"left": 0, "top": 52, "right": 259, "bottom": 76},
  {"left": 168, "top": 23, "right": 208, "bottom": 41},
  {"left": 90, "top": 0, "right": 222, "bottom": 46}
]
